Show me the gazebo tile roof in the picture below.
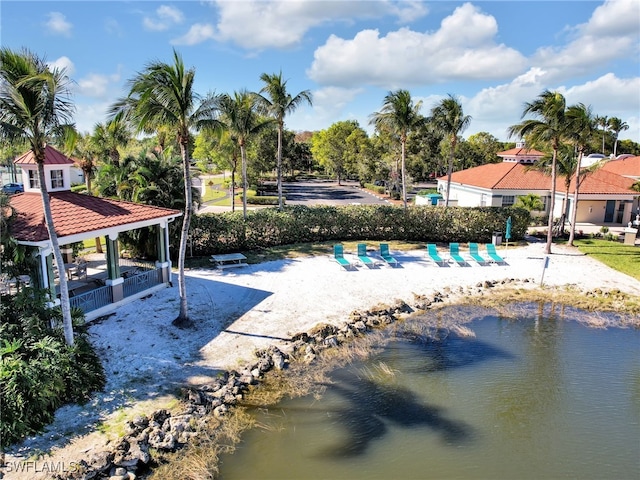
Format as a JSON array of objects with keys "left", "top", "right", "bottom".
[{"left": 9, "top": 191, "right": 181, "bottom": 243}]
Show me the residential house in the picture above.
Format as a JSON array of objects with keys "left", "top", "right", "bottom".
[{"left": 436, "top": 144, "right": 638, "bottom": 226}]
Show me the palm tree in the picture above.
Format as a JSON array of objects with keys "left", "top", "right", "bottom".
[
  {"left": 608, "top": 117, "right": 629, "bottom": 157},
  {"left": 595, "top": 115, "right": 608, "bottom": 154},
  {"left": 369, "top": 90, "right": 425, "bottom": 209},
  {"left": 215, "top": 90, "right": 273, "bottom": 219},
  {"left": 508, "top": 90, "right": 568, "bottom": 255},
  {"left": 428, "top": 94, "right": 471, "bottom": 208},
  {"left": 110, "top": 49, "right": 221, "bottom": 328},
  {"left": 566, "top": 103, "right": 596, "bottom": 246},
  {"left": 92, "top": 111, "right": 130, "bottom": 166},
  {"left": 0, "top": 47, "right": 76, "bottom": 345},
  {"left": 514, "top": 193, "right": 544, "bottom": 212},
  {"left": 256, "top": 71, "right": 312, "bottom": 210}
]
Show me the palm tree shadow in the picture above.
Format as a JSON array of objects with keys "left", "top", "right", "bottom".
[
  {"left": 313, "top": 332, "right": 512, "bottom": 459},
  {"left": 315, "top": 373, "right": 471, "bottom": 459}
]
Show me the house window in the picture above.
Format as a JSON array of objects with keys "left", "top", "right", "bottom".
[
  {"left": 51, "top": 169, "right": 64, "bottom": 188},
  {"left": 502, "top": 195, "right": 515, "bottom": 207},
  {"left": 28, "top": 169, "right": 40, "bottom": 188}
]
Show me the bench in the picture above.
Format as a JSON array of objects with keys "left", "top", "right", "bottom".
[{"left": 210, "top": 253, "right": 248, "bottom": 269}]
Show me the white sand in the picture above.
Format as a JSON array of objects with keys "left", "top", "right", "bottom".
[{"left": 4, "top": 241, "right": 640, "bottom": 479}]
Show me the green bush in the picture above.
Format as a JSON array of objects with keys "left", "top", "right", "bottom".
[
  {"left": 0, "top": 289, "right": 105, "bottom": 447},
  {"left": 190, "top": 205, "right": 530, "bottom": 255},
  {"left": 247, "top": 195, "right": 280, "bottom": 205},
  {"left": 363, "top": 183, "right": 386, "bottom": 195}
]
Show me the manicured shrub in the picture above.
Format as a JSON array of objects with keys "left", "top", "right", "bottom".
[{"left": 189, "top": 205, "right": 530, "bottom": 256}]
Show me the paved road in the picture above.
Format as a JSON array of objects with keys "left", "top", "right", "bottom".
[
  {"left": 281, "top": 180, "right": 389, "bottom": 206},
  {"left": 198, "top": 180, "right": 391, "bottom": 214}
]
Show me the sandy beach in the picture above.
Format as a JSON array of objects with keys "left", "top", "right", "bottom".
[{"left": 4, "top": 240, "right": 640, "bottom": 479}]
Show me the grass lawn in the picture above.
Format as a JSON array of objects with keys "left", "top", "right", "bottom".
[{"left": 573, "top": 238, "right": 640, "bottom": 281}]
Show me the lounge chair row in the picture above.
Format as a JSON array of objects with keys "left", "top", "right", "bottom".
[
  {"left": 333, "top": 243, "right": 398, "bottom": 270},
  {"left": 333, "top": 242, "right": 506, "bottom": 270},
  {"left": 427, "top": 242, "right": 505, "bottom": 266}
]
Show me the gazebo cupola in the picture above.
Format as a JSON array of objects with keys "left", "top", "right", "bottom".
[{"left": 14, "top": 145, "right": 75, "bottom": 193}]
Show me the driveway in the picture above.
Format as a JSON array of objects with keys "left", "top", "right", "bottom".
[
  {"left": 281, "top": 180, "right": 390, "bottom": 206},
  {"left": 198, "top": 180, "right": 390, "bottom": 214}
]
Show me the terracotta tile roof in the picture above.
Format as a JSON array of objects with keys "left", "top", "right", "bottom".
[
  {"left": 575, "top": 168, "right": 637, "bottom": 194},
  {"left": 439, "top": 162, "right": 637, "bottom": 195},
  {"left": 497, "top": 147, "right": 545, "bottom": 157},
  {"left": 600, "top": 156, "right": 640, "bottom": 177},
  {"left": 439, "top": 162, "right": 549, "bottom": 190},
  {"left": 8, "top": 191, "right": 181, "bottom": 243},
  {"left": 14, "top": 145, "right": 75, "bottom": 165}
]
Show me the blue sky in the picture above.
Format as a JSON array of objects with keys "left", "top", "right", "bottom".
[{"left": 2, "top": 1, "right": 639, "bottom": 144}]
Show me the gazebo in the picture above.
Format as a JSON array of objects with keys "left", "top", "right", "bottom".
[{"left": 6, "top": 146, "right": 182, "bottom": 320}]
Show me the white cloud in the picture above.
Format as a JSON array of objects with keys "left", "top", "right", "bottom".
[
  {"left": 390, "top": 1, "right": 429, "bottom": 24},
  {"left": 143, "top": 5, "right": 184, "bottom": 31},
  {"left": 212, "top": 0, "right": 429, "bottom": 50},
  {"left": 308, "top": 4, "right": 526, "bottom": 88},
  {"left": 532, "top": 0, "right": 640, "bottom": 82},
  {"left": 77, "top": 73, "right": 115, "bottom": 98},
  {"left": 48, "top": 56, "right": 75, "bottom": 76},
  {"left": 171, "top": 23, "right": 216, "bottom": 46},
  {"left": 45, "top": 12, "right": 72, "bottom": 37},
  {"left": 73, "top": 101, "right": 112, "bottom": 135}
]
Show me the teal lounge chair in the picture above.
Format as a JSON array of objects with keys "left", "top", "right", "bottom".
[
  {"left": 468, "top": 243, "right": 488, "bottom": 265},
  {"left": 485, "top": 243, "right": 506, "bottom": 264},
  {"left": 357, "top": 243, "right": 376, "bottom": 268},
  {"left": 333, "top": 244, "right": 354, "bottom": 270},
  {"left": 449, "top": 242, "right": 467, "bottom": 266},
  {"left": 427, "top": 243, "right": 447, "bottom": 266},
  {"left": 379, "top": 243, "right": 399, "bottom": 267}
]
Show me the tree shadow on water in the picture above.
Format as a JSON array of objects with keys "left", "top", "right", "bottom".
[
  {"left": 313, "top": 333, "right": 513, "bottom": 459},
  {"left": 314, "top": 372, "right": 472, "bottom": 459}
]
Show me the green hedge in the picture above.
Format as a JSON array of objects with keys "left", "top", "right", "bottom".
[
  {"left": 189, "top": 205, "right": 530, "bottom": 256},
  {"left": 247, "top": 195, "right": 280, "bottom": 205},
  {"left": 363, "top": 183, "right": 385, "bottom": 195}
]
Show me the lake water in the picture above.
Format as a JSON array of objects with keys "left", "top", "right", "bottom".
[{"left": 218, "top": 306, "right": 640, "bottom": 480}]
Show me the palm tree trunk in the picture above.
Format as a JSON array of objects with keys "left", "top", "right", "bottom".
[
  {"left": 172, "top": 141, "right": 192, "bottom": 327},
  {"left": 38, "top": 162, "right": 74, "bottom": 345},
  {"left": 545, "top": 150, "right": 558, "bottom": 255},
  {"left": 241, "top": 144, "right": 248, "bottom": 220},
  {"left": 231, "top": 168, "right": 236, "bottom": 213},
  {"left": 444, "top": 148, "right": 455, "bottom": 208},
  {"left": 277, "top": 122, "right": 283, "bottom": 210},
  {"left": 400, "top": 139, "right": 407, "bottom": 210},
  {"left": 568, "top": 153, "right": 583, "bottom": 246},
  {"left": 85, "top": 174, "right": 103, "bottom": 254}
]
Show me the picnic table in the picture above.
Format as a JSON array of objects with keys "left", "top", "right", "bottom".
[{"left": 210, "top": 253, "right": 248, "bottom": 269}]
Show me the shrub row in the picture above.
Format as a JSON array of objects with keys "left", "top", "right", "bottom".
[
  {"left": 247, "top": 195, "right": 280, "bottom": 205},
  {"left": 0, "top": 290, "right": 106, "bottom": 447},
  {"left": 189, "top": 205, "right": 529, "bottom": 256},
  {"left": 363, "top": 183, "right": 386, "bottom": 195}
]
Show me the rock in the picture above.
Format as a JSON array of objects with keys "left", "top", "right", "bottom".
[
  {"left": 272, "top": 353, "right": 286, "bottom": 370},
  {"left": 214, "top": 404, "right": 228, "bottom": 417},
  {"left": 323, "top": 335, "right": 339, "bottom": 347}
]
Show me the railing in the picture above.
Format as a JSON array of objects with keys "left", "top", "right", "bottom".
[
  {"left": 70, "top": 285, "right": 113, "bottom": 313},
  {"left": 123, "top": 268, "right": 163, "bottom": 298}
]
